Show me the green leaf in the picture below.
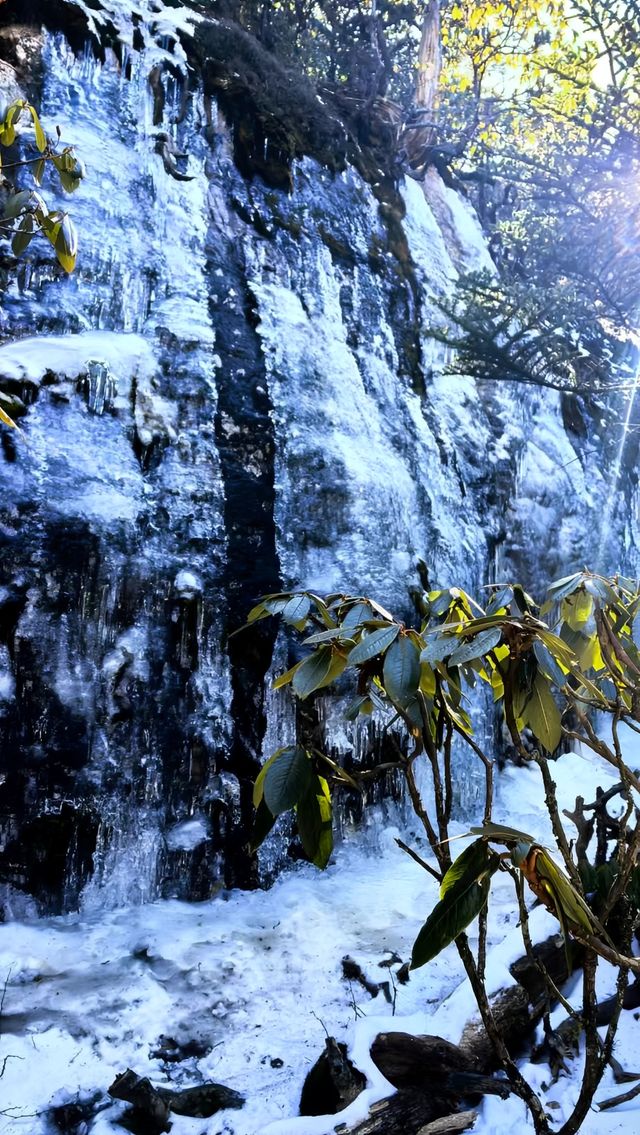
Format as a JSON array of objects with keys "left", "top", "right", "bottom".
[
  {"left": 448, "top": 627, "right": 502, "bottom": 667},
  {"left": 33, "top": 157, "right": 45, "bottom": 185},
  {"left": 535, "top": 848, "right": 599, "bottom": 935},
  {"left": 344, "top": 694, "right": 373, "bottom": 720},
  {"left": 263, "top": 746, "right": 312, "bottom": 816},
  {"left": 265, "top": 596, "right": 292, "bottom": 616},
  {"left": 296, "top": 774, "right": 333, "bottom": 869},
  {"left": 272, "top": 662, "right": 301, "bottom": 690},
  {"left": 420, "top": 661, "right": 436, "bottom": 696},
  {"left": 491, "top": 668, "right": 504, "bottom": 701},
  {"left": 246, "top": 601, "right": 268, "bottom": 624},
  {"left": 317, "top": 650, "right": 348, "bottom": 688},
  {"left": 253, "top": 749, "right": 285, "bottom": 808},
  {"left": 446, "top": 702, "right": 473, "bottom": 735},
  {"left": 59, "top": 149, "right": 83, "bottom": 178},
  {"left": 341, "top": 601, "right": 374, "bottom": 629},
  {"left": 53, "top": 215, "right": 78, "bottom": 273},
  {"left": 367, "top": 597, "right": 395, "bottom": 621},
  {"left": 0, "top": 405, "right": 18, "bottom": 430},
  {"left": 402, "top": 695, "right": 426, "bottom": 734},
  {"left": 302, "top": 627, "right": 345, "bottom": 645},
  {"left": 547, "top": 572, "right": 584, "bottom": 602},
  {"left": 486, "top": 586, "right": 513, "bottom": 615},
  {"left": 420, "top": 633, "right": 457, "bottom": 665},
  {"left": 347, "top": 623, "right": 400, "bottom": 666},
  {"left": 27, "top": 104, "right": 47, "bottom": 153},
  {"left": 584, "top": 577, "right": 618, "bottom": 605},
  {"left": 562, "top": 589, "right": 593, "bottom": 630},
  {"left": 308, "top": 593, "right": 337, "bottom": 629},
  {"left": 39, "top": 208, "right": 63, "bottom": 236},
  {"left": 4, "top": 189, "right": 33, "bottom": 220},
  {"left": 282, "top": 594, "right": 311, "bottom": 628},
  {"left": 470, "top": 822, "right": 536, "bottom": 845},
  {"left": 411, "top": 870, "right": 492, "bottom": 970},
  {"left": 11, "top": 212, "right": 35, "bottom": 255},
  {"left": 5, "top": 99, "right": 25, "bottom": 129},
  {"left": 537, "top": 628, "right": 577, "bottom": 667},
  {"left": 228, "top": 595, "right": 285, "bottom": 637},
  {"left": 508, "top": 670, "right": 527, "bottom": 723},
  {"left": 248, "top": 797, "right": 277, "bottom": 853},
  {"left": 558, "top": 624, "right": 595, "bottom": 671},
  {"left": 383, "top": 635, "right": 420, "bottom": 707},
  {"left": 291, "top": 647, "right": 334, "bottom": 699},
  {"left": 512, "top": 585, "right": 536, "bottom": 614},
  {"left": 440, "top": 838, "right": 492, "bottom": 899},
  {"left": 532, "top": 639, "right": 566, "bottom": 688},
  {"left": 429, "top": 590, "right": 453, "bottom": 617},
  {"left": 523, "top": 672, "right": 562, "bottom": 752}
]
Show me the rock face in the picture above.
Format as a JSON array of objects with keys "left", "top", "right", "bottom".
[{"left": 0, "top": 2, "right": 632, "bottom": 914}]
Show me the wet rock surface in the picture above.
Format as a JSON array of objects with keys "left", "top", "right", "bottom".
[{"left": 0, "top": 2, "right": 629, "bottom": 913}]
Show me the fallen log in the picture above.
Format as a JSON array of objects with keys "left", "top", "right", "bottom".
[
  {"left": 334, "top": 935, "right": 596, "bottom": 1134},
  {"left": 108, "top": 1070, "right": 171, "bottom": 1134},
  {"left": 458, "top": 984, "right": 533, "bottom": 1073},
  {"left": 370, "top": 1032, "right": 509, "bottom": 1098},
  {"left": 417, "top": 1111, "right": 478, "bottom": 1135},
  {"left": 459, "top": 934, "right": 579, "bottom": 1073},
  {"left": 337, "top": 1032, "right": 507, "bottom": 1135},
  {"left": 371, "top": 1032, "right": 480, "bottom": 1088},
  {"left": 336, "top": 1089, "right": 470, "bottom": 1135},
  {"left": 108, "top": 1067, "right": 243, "bottom": 1132},
  {"left": 509, "top": 934, "right": 582, "bottom": 1006},
  {"left": 157, "top": 1082, "right": 244, "bottom": 1117}
]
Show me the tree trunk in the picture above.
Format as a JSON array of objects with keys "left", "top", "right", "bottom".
[{"left": 414, "top": 0, "right": 441, "bottom": 112}]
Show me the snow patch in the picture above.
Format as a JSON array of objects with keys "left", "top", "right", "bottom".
[
  {"left": 0, "top": 331, "right": 155, "bottom": 389},
  {"left": 2, "top": 747, "right": 637, "bottom": 1135},
  {"left": 165, "top": 817, "right": 210, "bottom": 851}
]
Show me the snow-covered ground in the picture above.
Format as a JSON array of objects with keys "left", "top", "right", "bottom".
[{"left": 2, "top": 743, "right": 640, "bottom": 1135}]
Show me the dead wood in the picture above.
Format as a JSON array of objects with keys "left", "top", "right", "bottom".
[
  {"left": 108, "top": 1071, "right": 170, "bottom": 1135},
  {"left": 108, "top": 1068, "right": 243, "bottom": 1130},
  {"left": 300, "top": 1037, "right": 367, "bottom": 1116},
  {"left": 371, "top": 1031, "right": 510, "bottom": 1100},
  {"left": 458, "top": 984, "right": 534, "bottom": 1073},
  {"left": 417, "top": 1111, "right": 478, "bottom": 1135},
  {"left": 509, "top": 933, "right": 582, "bottom": 1007},
  {"left": 337, "top": 1089, "right": 463, "bottom": 1135},
  {"left": 371, "top": 1032, "right": 478, "bottom": 1086}
]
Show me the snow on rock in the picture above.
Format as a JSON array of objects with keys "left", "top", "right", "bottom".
[
  {"left": 422, "top": 168, "right": 496, "bottom": 277},
  {"left": 165, "top": 816, "right": 210, "bottom": 851},
  {"left": 174, "top": 570, "right": 204, "bottom": 598},
  {"left": 0, "top": 330, "right": 155, "bottom": 388}
]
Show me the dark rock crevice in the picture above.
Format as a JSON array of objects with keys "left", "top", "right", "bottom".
[{"left": 208, "top": 208, "right": 282, "bottom": 889}]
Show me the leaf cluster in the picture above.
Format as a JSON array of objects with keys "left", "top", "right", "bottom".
[
  {"left": 0, "top": 98, "right": 84, "bottom": 432},
  {"left": 431, "top": 269, "right": 633, "bottom": 395},
  {"left": 246, "top": 570, "right": 640, "bottom": 1129},
  {"left": 245, "top": 569, "right": 640, "bottom": 958},
  {"left": 0, "top": 100, "right": 82, "bottom": 274},
  {"left": 251, "top": 745, "right": 333, "bottom": 869}
]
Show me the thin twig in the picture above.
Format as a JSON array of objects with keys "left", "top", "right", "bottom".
[
  {"left": 394, "top": 837, "right": 442, "bottom": 883},
  {"left": 597, "top": 1079, "right": 640, "bottom": 1112},
  {"left": 535, "top": 756, "right": 582, "bottom": 887},
  {"left": 507, "top": 865, "right": 578, "bottom": 1020}
]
